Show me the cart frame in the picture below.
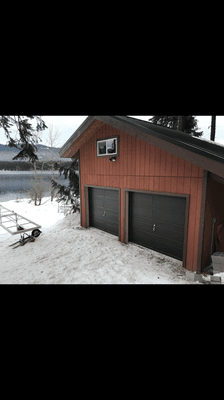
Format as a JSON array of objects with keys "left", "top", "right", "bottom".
[{"left": 0, "top": 204, "right": 41, "bottom": 235}]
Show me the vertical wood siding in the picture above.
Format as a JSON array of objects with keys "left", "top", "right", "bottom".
[{"left": 80, "top": 123, "right": 204, "bottom": 272}]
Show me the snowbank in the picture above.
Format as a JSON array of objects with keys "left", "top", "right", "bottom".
[
  {"left": 212, "top": 272, "right": 224, "bottom": 283},
  {"left": 0, "top": 197, "right": 191, "bottom": 284}
]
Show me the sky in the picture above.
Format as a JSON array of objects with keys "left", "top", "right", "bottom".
[{"left": 1, "top": 115, "right": 224, "bottom": 148}]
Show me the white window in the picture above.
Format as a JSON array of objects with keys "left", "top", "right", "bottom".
[{"left": 97, "top": 138, "right": 118, "bottom": 157}]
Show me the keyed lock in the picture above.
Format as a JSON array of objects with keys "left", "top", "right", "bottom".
[
  {"left": 153, "top": 224, "right": 156, "bottom": 232},
  {"left": 103, "top": 211, "right": 106, "bottom": 217}
]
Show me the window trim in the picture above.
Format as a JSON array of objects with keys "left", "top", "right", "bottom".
[{"left": 96, "top": 136, "right": 119, "bottom": 158}]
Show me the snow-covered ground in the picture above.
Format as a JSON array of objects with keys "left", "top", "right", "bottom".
[{"left": 0, "top": 196, "right": 195, "bottom": 284}]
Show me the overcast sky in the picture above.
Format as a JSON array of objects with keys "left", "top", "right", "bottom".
[{"left": 1, "top": 116, "right": 224, "bottom": 147}]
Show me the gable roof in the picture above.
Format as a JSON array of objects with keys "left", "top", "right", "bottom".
[{"left": 59, "top": 116, "right": 224, "bottom": 179}]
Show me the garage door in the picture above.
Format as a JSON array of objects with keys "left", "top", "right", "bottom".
[
  {"left": 129, "top": 192, "right": 186, "bottom": 261},
  {"left": 89, "top": 187, "right": 119, "bottom": 236}
]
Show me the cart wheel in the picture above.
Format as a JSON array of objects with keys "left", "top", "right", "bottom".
[{"left": 32, "top": 229, "right": 42, "bottom": 238}]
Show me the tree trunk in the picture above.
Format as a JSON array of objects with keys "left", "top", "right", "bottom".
[
  {"left": 50, "top": 147, "right": 54, "bottom": 202},
  {"left": 34, "top": 160, "right": 38, "bottom": 206},
  {"left": 177, "top": 116, "right": 183, "bottom": 131}
]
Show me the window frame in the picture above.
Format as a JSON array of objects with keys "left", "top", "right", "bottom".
[{"left": 96, "top": 136, "right": 119, "bottom": 158}]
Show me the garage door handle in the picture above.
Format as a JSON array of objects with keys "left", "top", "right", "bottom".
[{"left": 153, "top": 224, "right": 156, "bottom": 232}]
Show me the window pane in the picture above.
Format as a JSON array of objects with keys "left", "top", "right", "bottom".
[
  {"left": 98, "top": 141, "right": 106, "bottom": 155},
  {"left": 107, "top": 139, "right": 116, "bottom": 154}
]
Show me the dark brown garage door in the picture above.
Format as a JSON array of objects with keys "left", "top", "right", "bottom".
[
  {"left": 89, "top": 187, "right": 119, "bottom": 236},
  {"left": 129, "top": 192, "right": 186, "bottom": 261}
]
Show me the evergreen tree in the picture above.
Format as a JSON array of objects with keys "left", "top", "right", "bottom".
[
  {"left": 51, "top": 160, "right": 80, "bottom": 209},
  {"left": 0, "top": 116, "right": 48, "bottom": 162},
  {"left": 149, "top": 116, "right": 203, "bottom": 137}
]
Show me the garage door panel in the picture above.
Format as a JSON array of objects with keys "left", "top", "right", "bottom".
[
  {"left": 91, "top": 205, "right": 105, "bottom": 215},
  {"left": 131, "top": 228, "right": 156, "bottom": 249},
  {"left": 91, "top": 212, "right": 119, "bottom": 224},
  {"left": 104, "top": 221, "right": 118, "bottom": 235},
  {"left": 129, "top": 192, "right": 186, "bottom": 261},
  {"left": 154, "top": 238, "right": 184, "bottom": 261},
  {"left": 91, "top": 209, "right": 104, "bottom": 220},
  {"left": 92, "top": 217, "right": 105, "bottom": 230},
  {"left": 131, "top": 192, "right": 154, "bottom": 208},
  {"left": 131, "top": 217, "right": 154, "bottom": 234},
  {"left": 92, "top": 219, "right": 118, "bottom": 235},
  {"left": 131, "top": 206, "right": 154, "bottom": 220},
  {"left": 105, "top": 198, "right": 119, "bottom": 210},
  {"left": 156, "top": 209, "right": 185, "bottom": 227},
  {"left": 156, "top": 224, "right": 185, "bottom": 243},
  {"left": 90, "top": 208, "right": 118, "bottom": 221},
  {"left": 92, "top": 199, "right": 105, "bottom": 210},
  {"left": 92, "top": 206, "right": 118, "bottom": 217},
  {"left": 89, "top": 187, "right": 119, "bottom": 237},
  {"left": 92, "top": 218, "right": 118, "bottom": 235},
  {"left": 104, "top": 189, "right": 118, "bottom": 200},
  {"left": 104, "top": 213, "right": 119, "bottom": 224},
  {"left": 156, "top": 195, "right": 186, "bottom": 213},
  {"left": 91, "top": 188, "right": 104, "bottom": 197}
]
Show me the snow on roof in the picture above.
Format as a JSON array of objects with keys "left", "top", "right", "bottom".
[{"left": 197, "top": 136, "right": 224, "bottom": 148}]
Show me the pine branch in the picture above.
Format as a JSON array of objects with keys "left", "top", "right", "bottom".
[{"left": 0, "top": 116, "right": 47, "bottom": 161}]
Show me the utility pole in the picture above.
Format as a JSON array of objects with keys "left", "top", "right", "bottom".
[
  {"left": 177, "top": 116, "right": 183, "bottom": 131},
  {"left": 210, "top": 115, "right": 216, "bottom": 141}
]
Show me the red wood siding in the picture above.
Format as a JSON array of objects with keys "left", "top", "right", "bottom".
[{"left": 80, "top": 123, "right": 204, "bottom": 272}]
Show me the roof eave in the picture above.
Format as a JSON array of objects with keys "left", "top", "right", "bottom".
[{"left": 59, "top": 116, "right": 95, "bottom": 158}]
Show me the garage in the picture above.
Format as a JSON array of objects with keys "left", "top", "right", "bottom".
[
  {"left": 129, "top": 191, "right": 187, "bottom": 261},
  {"left": 89, "top": 187, "right": 119, "bottom": 236},
  {"left": 60, "top": 115, "right": 224, "bottom": 272}
]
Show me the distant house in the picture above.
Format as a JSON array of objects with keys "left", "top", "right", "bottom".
[{"left": 59, "top": 116, "right": 224, "bottom": 273}]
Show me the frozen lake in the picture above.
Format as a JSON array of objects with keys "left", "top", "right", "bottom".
[{"left": 0, "top": 171, "right": 70, "bottom": 202}]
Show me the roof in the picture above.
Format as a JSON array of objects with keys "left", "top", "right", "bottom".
[
  {"left": 115, "top": 116, "right": 224, "bottom": 164},
  {"left": 59, "top": 116, "right": 224, "bottom": 178}
]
